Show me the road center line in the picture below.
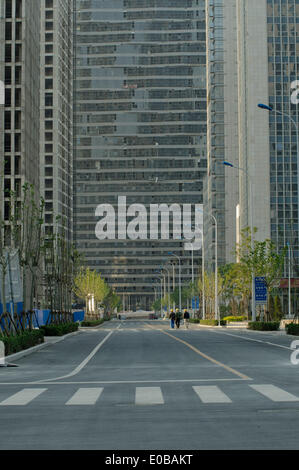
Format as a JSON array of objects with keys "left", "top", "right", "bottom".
[
  {"left": 33, "top": 327, "right": 118, "bottom": 384},
  {"left": 152, "top": 327, "right": 251, "bottom": 380}
]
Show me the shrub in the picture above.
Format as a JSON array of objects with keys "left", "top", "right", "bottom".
[
  {"left": 200, "top": 319, "right": 226, "bottom": 326},
  {"left": 39, "top": 322, "right": 78, "bottom": 336},
  {"left": 189, "top": 318, "right": 200, "bottom": 323},
  {"left": 285, "top": 323, "right": 299, "bottom": 336},
  {"left": 81, "top": 319, "right": 104, "bottom": 327},
  {"left": 0, "top": 330, "right": 44, "bottom": 356},
  {"left": 247, "top": 321, "right": 280, "bottom": 331},
  {"left": 223, "top": 315, "right": 247, "bottom": 322}
]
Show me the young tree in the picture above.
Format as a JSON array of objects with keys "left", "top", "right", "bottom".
[
  {"left": 170, "top": 286, "right": 189, "bottom": 310},
  {"left": 0, "top": 163, "right": 8, "bottom": 312},
  {"left": 197, "top": 271, "right": 225, "bottom": 319},
  {"left": 274, "top": 294, "right": 283, "bottom": 321},
  {"left": 102, "top": 288, "right": 121, "bottom": 316},
  {"left": 151, "top": 298, "right": 162, "bottom": 313},
  {"left": 9, "top": 183, "right": 45, "bottom": 312},
  {"left": 251, "top": 239, "right": 287, "bottom": 315},
  {"left": 224, "top": 263, "right": 251, "bottom": 317},
  {"left": 73, "top": 268, "right": 110, "bottom": 318},
  {"left": 234, "top": 227, "right": 286, "bottom": 319}
]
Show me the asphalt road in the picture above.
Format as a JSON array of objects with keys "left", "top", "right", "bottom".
[{"left": 0, "top": 319, "right": 299, "bottom": 450}]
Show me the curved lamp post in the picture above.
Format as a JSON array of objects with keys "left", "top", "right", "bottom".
[
  {"left": 160, "top": 264, "right": 170, "bottom": 317},
  {"left": 154, "top": 270, "right": 164, "bottom": 318},
  {"left": 168, "top": 252, "right": 181, "bottom": 313},
  {"left": 223, "top": 160, "right": 256, "bottom": 321},
  {"left": 195, "top": 208, "right": 218, "bottom": 324},
  {"left": 183, "top": 223, "right": 205, "bottom": 319}
]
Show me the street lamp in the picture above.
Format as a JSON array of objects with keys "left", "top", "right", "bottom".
[
  {"left": 183, "top": 223, "right": 205, "bottom": 319},
  {"left": 154, "top": 270, "right": 164, "bottom": 318},
  {"left": 287, "top": 242, "right": 292, "bottom": 319},
  {"left": 195, "top": 208, "right": 218, "bottom": 324},
  {"left": 168, "top": 252, "right": 181, "bottom": 313},
  {"left": 169, "top": 260, "right": 176, "bottom": 311},
  {"left": 223, "top": 161, "right": 256, "bottom": 322},
  {"left": 161, "top": 265, "right": 171, "bottom": 317}
]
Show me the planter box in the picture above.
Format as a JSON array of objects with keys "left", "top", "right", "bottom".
[{"left": 280, "top": 319, "right": 299, "bottom": 329}]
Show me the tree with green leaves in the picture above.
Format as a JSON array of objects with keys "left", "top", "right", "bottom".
[
  {"left": 251, "top": 238, "right": 287, "bottom": 315},
  {"left": 170, "top": 286, "right": 190, "bottom": 309},
  {"left": 234, "top": 227, "right": 286, "bottom": 319},
  {"left": 102, "top": 288, "right": 121, "bottom": 316},
  {"left": 197, "top": 270, "right": 225, "bottom": 319},
  {"left": 151, "top": 298, "right": 162, "bottom": 313},
  {"left": 273, "top": 295, "right": 283, "bottom": 321},
  {"left": 223, "top": 263, "right": 251, "bottom": 317},
  {"left": 73, "top": 268, "right": 110, "bottom": 318}
]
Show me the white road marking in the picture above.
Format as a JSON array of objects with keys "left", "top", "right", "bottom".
[
  {"left": 211, "top": 330, "right": 293, "bottom": 350},
  {"left": 65, "top": 387, "right": 103, "bottom": 405},
  {"left": 250, "top": 384, "right": 299, "bottom": 402},
  {"left": 0, "top": 388, "right": 47, "bottom": 406},
  {"left": 0, "top": 378, "right": 248, "bottom": 386},
  {"left": 1, "top": 384, "right": 299, "bottom": 406},
  {"left": 33, "top": 327, "right": 119, "bottom": 383},
  {"left": 192, "top": 385, "right": 232, "bottom": 403},
  {"left": 135, "top": 387, "right": 164, "bottom": 405}
]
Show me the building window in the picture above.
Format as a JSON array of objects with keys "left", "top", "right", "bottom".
[
  {"left": 15, "top": 0, "right": 22, "bottom": 18},
  {"left": 15, "top": 22, "right": 22, "bottom": 40},
  {"left": 5, "top": 22, "right": 12, "bottom": 40},
  {"left": 5, "top": 0, "right": 12, "bottom": 18}
]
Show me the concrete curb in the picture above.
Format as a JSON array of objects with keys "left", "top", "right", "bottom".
[
  {"left": 190, "top": 323, "right": 288, "bottom": 335},
  {"left": 4, "top": 330, "right": 82, "bottom": 363}
]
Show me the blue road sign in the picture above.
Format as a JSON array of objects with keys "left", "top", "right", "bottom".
[
  {"left": 192, "top": 296, "right": 199, "bottom": 309},
  {"left": 255, "top": 277, "right": 267, "bottom": 304}
]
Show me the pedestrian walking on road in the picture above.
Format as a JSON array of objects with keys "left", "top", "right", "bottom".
[
  {"left": 183, "top": 309, "right": 190, "bottom": 329},
  {"left": 169, "top": 309, "right": 175, "bottom": 329},
  {"left": 175, "top": 308, "right": 182, "bottom": 329}
]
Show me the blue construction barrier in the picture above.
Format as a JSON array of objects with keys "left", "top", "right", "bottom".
[
  {"left": 0, "top": 302, "right": 23, "bottom": 315},
  {"left": 0, "top": 308, "right": 84, "bottom": 333},
  {"left": 73, "top": 310, "right": 85, "bottom": 322}
]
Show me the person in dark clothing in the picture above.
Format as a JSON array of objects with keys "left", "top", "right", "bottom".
[
  {"left": 183, "top": 309, "right": 190, "bottom": 329},
  {"left": 175, "top": 308, "right": 182, "bottom": 329},
  {"left": 169, "top": 309, "right": 175, "bottom": 329}
]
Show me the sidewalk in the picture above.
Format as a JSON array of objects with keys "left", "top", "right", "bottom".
[
  {"left": 3, "top": 321, "right": 110, "bottom": 363},
  {"left": 3, "top": 330, "right": 81, "bottom": 364}
]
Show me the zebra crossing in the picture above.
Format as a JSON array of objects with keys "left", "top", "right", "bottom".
[{"left": 0, "top": 383, "right": 298, "bottom": 406}]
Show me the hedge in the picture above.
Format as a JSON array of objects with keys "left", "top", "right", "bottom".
[
  {"left": 247, "top": 321, "right": 280, "bottom": 331},
  {"left": 200, "top": 319, "right": 226, "bottom": 326},
  {"left": 285, "top": 323, "right": 299, "bottom": 336},
  {"left": 39, "top": 322, "right": 79, "bottom": 336},
  {"left": 0, "top": 330, "right": 44, "bottom": 356},
  {"left": 81, "top": 319, "right": 104, "bottom": 327},
  {"left": 189, "top": 318, "right": 200, "bottom": 324},
  {"left": 223, "top": 316, "right": 247, "bottom": 322}
]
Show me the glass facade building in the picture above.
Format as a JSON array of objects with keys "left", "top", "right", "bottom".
[
  {"left": 0, "top": 0, "right": 41, "bottom": 240},
  {"left": 205, "top": 0, "right": 298, "bottom": 315},
  {"left": 74, "top": 0, "right": 207, "bottom": 310},
  {"left": 40, "top": 0, "right": 74, "bottom": 242},
  {"left": 267, "top": 0, "right": 299, "bottom": 277},
  {"left": 204, "top": 0, "right": 226, "bottom": 272}
]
